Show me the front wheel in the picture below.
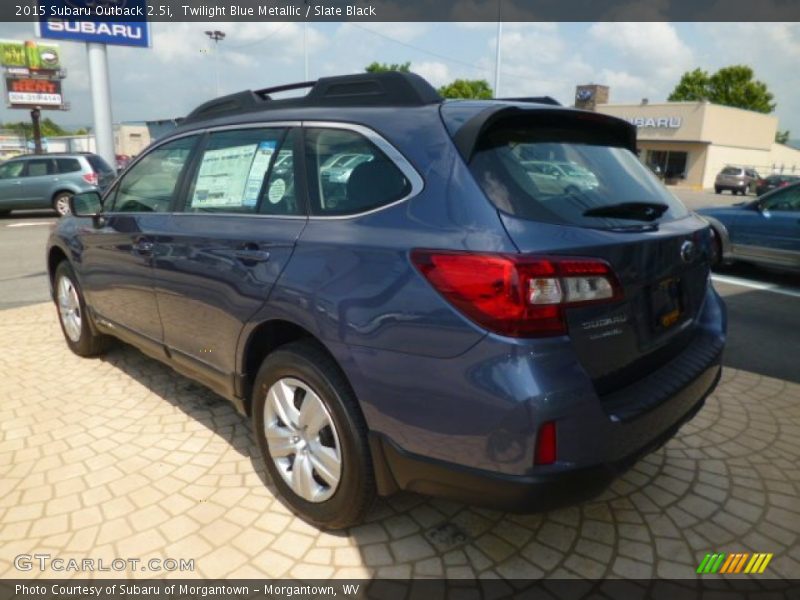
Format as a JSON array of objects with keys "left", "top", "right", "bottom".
[
  {"left": 252, "top": 340, "right": 375, "bottom": 529},
  {"left": 54, "top": 261, "right": 112, "bottom": 356},
  {"left": 53, "top": 192, "right": 73, "bottom": 217}
]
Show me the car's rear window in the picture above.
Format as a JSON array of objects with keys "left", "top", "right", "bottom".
[
  {"left": 86, "top": 155, "right": 114, "bottom": 173},
  {"left": 468, "top": 119, "right": 688, "bottom": 228},
  {"left": 721, "top": 167, "right": 742, "bottom": 176}
]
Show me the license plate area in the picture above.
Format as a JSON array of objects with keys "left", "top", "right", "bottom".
[{"left": 651, "top": 277, "right": 683, "bottom": 331}]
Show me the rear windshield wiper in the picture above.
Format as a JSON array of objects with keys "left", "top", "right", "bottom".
[{"left": 583, "top": 202, "right": 669, "bottom": 221}]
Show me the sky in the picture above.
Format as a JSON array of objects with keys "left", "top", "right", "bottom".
[{"left": 0, "top": 21, "right": 799, "bottom": 135}]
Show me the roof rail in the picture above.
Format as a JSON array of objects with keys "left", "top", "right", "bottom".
[
  {"left": 497, "top": 96, "right": 561, "bottom": 106},
  {"left": 184, "top": 72, "right": 443, "bottom": 124}
]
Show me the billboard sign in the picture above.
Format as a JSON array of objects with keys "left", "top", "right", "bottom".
[
  {"left": 37, "top": 0, "right": 150, "bottom": 48},
  {"left": 0, "top": 40, "right": 61, "bottom": 71},
  {"left": 6, "top": 77, "right": 63, "bottom": 108}
]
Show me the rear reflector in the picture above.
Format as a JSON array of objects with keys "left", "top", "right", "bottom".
[
  {"left": 411, "top": 250, "right": 622, "bottom": 337},
  {"left": 535, "top": 421, "right": 557, "bottom": 465}
]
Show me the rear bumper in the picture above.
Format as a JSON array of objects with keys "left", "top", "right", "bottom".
[{"left": 370, "top": 364, "right": 720, "bottom": 511}]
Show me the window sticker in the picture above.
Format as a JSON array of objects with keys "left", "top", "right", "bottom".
[
  {"left": 192, "top": 140, "right": 276, "bottom": 209},
  {"left": 268, "top": 178, "right": 286, "bottom": 204}
]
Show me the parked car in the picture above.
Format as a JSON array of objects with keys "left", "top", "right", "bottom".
[
  {"left": 47, "top": 72, "right": 726, "bottom": 528},
  {"left": 0, "top": 153, "right": 115, "bottom": 217},
  {"left": 714, "top": 166, "right": 759, "bottom": 195},
  {"left": 754, "top": 173, "right": 800, "bottom": 196},
  {"left": 698, "top": 182, "right": 800, "bottom": 271}
]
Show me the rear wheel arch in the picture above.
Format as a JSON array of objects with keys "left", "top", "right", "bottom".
[
  {"left": 51, "top": 188, "right": 77, "bottom": 203},
  {"left": 703, "top": 217, "right": 731, "bottom": 264},
  {"left": 240, "top": 320, "right": 354, "bottom": 413}
]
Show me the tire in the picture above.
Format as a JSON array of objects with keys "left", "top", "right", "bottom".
[
  {"left": 252, "top": 340, "right": 375, "bottom": 529},
  {"left": 714, "top": 187, "right": 721, "bottom": 194},
  {"left": 53, "top": 261, "right": 112, "bottom": 357},
  {"left": 0, "top": 210, "right": 10, "bottom": 217},
  {"left": 53, "top": 192, "right": 73, "bottom": 217}
]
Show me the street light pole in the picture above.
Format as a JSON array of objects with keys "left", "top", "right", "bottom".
[
  {"left": 204, "top": 30, "right": 226, "bottom": 97},
  {"left": 304, "top": 22, "right": 309, "bottom": 81},
  {"left": 494, "top": 0, "right": 502, "bottom": 98}
]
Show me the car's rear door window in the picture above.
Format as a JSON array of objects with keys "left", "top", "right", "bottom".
[
  {"left": 184, "top": 128, "right": 287, "bottom": 214},
  {"left": 111, "top": 136, "right": 198, "bottom": 213},
  {"left": 304, "top": 127, "right": 410, "bottom": 216},
  {"left": 24, "top": 159, "right": 54, "bottom": 177},
  {"left": 468, "top": 118, "right": 689, "bottom": 228}
]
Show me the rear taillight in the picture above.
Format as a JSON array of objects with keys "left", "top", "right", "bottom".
[
  {"left": 411, "top": 250, "right": 622, "bottom": 337},
  {"left": 82, "top": 172, "right": 98, "bottom": 185}
]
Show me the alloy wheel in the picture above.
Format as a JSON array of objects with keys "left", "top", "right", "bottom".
[
  {"left": 57, "top": 276, "right": 82, "bottom": 342},
  {"left": 264, "top": 377, "right": 342, "bottom": 503}
]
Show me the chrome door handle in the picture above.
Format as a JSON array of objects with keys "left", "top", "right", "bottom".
[
  {"left": 133, "top": 238, "right": 154, "bottom": 255},
  {"left": 234, "top": 249, "right": 271, "bottom": 263}
]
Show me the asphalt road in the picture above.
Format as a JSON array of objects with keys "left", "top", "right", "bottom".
[{"left": 0, "top": 190, "right": 797, "bottom": 383}]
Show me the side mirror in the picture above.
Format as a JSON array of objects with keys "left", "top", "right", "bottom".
[{"left": 70, "top": 191, "right": 102, "bottom": 217}]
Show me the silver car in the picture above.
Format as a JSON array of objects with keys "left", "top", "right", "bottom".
[
  {"left": 0, "top": 153, "right": 115, "bottom": 217},
  {"left": 714, "top": 166, "right": 759, "bottom": 196}
]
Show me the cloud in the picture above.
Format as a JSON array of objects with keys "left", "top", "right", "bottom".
[
  {"left": 588, "top": 22, "right": 693, "bottom": 83},
  {"left": 412, "top": 61, "right": 450, "bottom": 87}
]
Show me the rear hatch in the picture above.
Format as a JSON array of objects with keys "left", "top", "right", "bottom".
[
  {"left": 452, "top": 105, "right": 714, "bottom": 393},
  {"left": 717, "top": 166, "right": 743, "bottom": 186},
  {"left": 85, "top": 154, "right": 117, "bottom": 190}
]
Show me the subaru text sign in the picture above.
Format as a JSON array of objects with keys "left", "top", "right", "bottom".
[{"left": 37, "top": 0, "right": 150, "bottom": 48}]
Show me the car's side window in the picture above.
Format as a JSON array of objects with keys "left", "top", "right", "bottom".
[
  {"left": 184, "top": 128, "right": 286, "bottom": 214},
  {"left": 763, "top": 188, "right": 800, "bottom": 212},
  {"left": 0, "top": 161, "right": 24, "bottom": 179},
  {"left": 55, "top": 158, "right": 82, "bottom": 174},
  {"left": 260, "top": 129, "right": 301, "bottom": 216},
  {"left": 111, "top": 136, "right": 198, "bottom": 213},
  {"left": 24, "top": 159, "right": 54, "bottom": 177},
  {"left": 304, "top": 127, "right": 411, "bottom": 216}
]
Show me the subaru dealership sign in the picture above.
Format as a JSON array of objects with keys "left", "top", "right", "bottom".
[{"left": 37, "top": 0, "right": 150, "bottom": 48}]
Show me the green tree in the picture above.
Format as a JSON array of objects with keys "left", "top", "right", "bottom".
[
  {"left": 365, "top": 61, "right": 411, "bottom": 73},
  {"left": 2, "top": 118, "right": 72, "bottom": 138},
  {"left": 776, "top": 130, "right": 791, "bottom": 144},
  {"left": 437, "top": 79, "right": 493, "bottom": 99},
  {"left": 667, "top": 68, "right": 710, "bottom": 102},
  {"left": 668, "top": 65, "right": 776, "bottom": 113}
]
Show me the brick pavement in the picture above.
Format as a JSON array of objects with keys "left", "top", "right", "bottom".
[{"left": 1, "top": 303, "right": 798, "bottom": 580}]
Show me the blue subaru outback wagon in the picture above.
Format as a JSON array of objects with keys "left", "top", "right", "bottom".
[{"left": 47, "top": 73, "right": 726, "bottom": 528}]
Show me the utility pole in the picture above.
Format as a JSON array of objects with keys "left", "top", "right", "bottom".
[
  {"left": 87, "top": 43, "right": 115, "bottom": 168},
  {"left": 30, "top": 108, "right": 42, "bottom": 154},
  {"left": 304, "top": 22, "right": 309, "bottom": 81},
  {"left": 204, "top": 30, "right": 226, "bottom": 97},
  {"left": 494, "top": 1, "right": 502, "bottom": 98}
]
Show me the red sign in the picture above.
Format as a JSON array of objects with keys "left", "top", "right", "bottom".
[{"left": 6, "top": 76, "right": 62, "bottom": 107}]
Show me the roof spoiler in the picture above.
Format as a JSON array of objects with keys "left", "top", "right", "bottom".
[
  {"left": 451, "top": 106, "right": 638, "bottom": 163},
  {"left": 184, "top": 72, "right": 443, "bottom": 124},
  {"left": 497, "top": 96, "right": 561, "bottom": 106}
]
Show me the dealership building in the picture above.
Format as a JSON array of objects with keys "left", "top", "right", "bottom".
[{"left": 575, "top": 84, "right": 800, "bottom": 189}]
